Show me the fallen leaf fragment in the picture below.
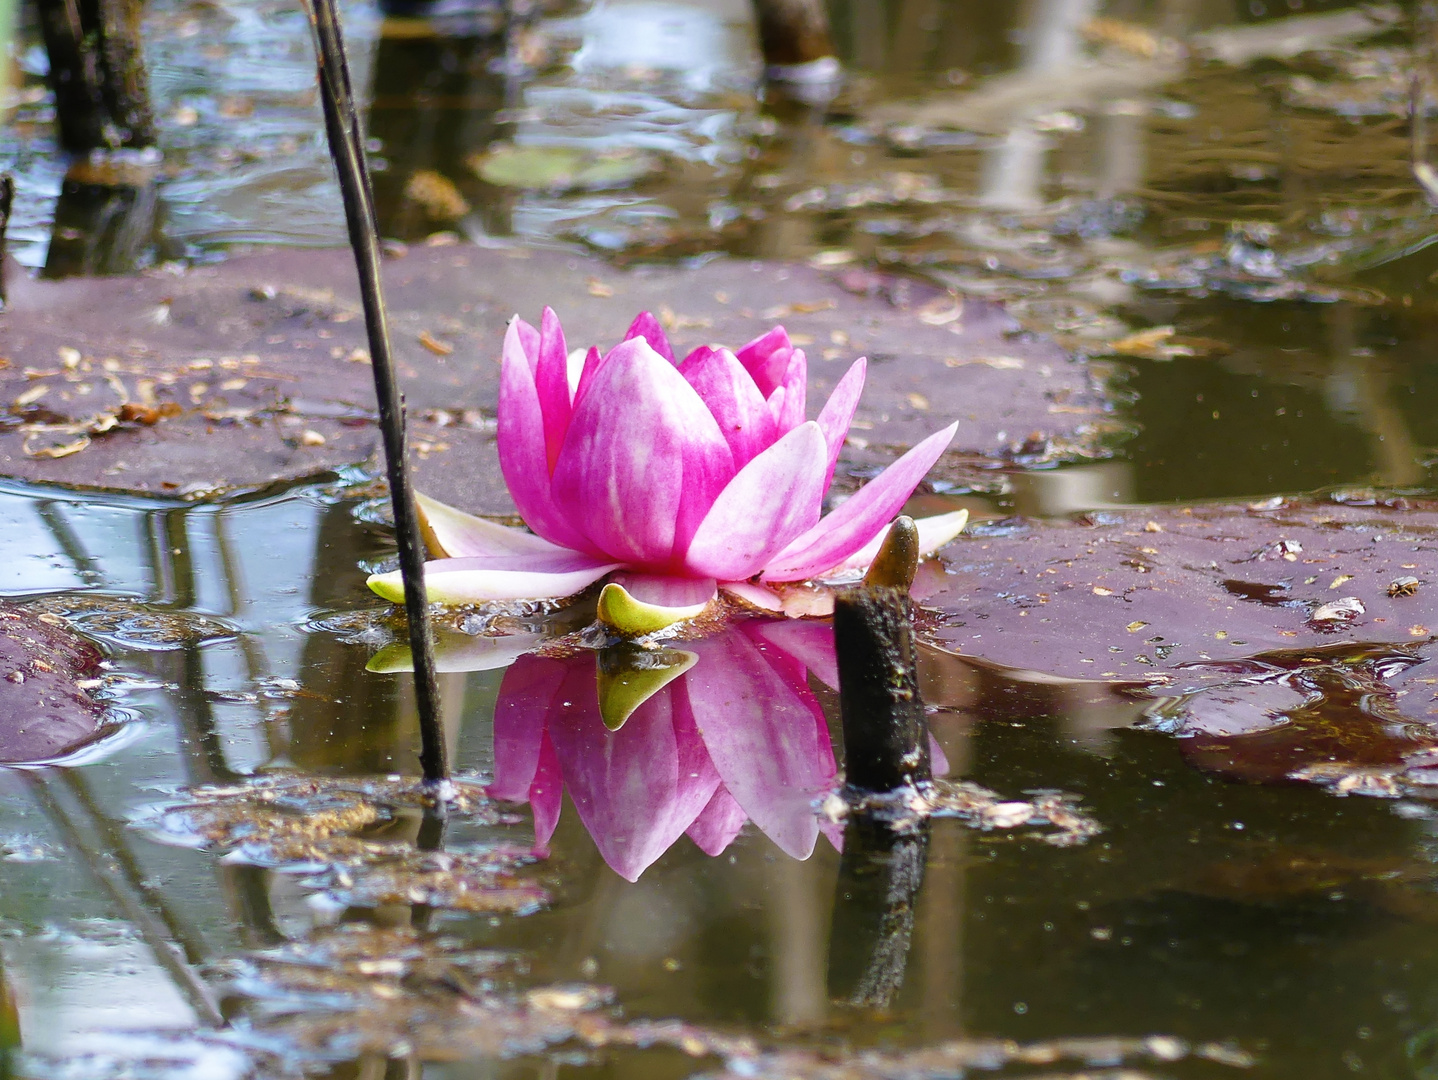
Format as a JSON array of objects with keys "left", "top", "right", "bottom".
[
  {"left": 418, "top": 330, "right": 454, "bottom": 356},
  {"left": 14, "top": 384, "right": 49, "bottom": 407},
  {"left": 1310, "top": 596, "right": 1365, "bottom": 625}
]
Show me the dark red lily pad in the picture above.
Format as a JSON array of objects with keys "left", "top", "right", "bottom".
[
  {"left": 923, "top": 495, "right": 1438, "bottom": 684},
  {"left": 0, "top": 604, "right": 107, "bottom": 762},
  {"left": 0, "top": 245, "right": 1110, "bottom": 506}
]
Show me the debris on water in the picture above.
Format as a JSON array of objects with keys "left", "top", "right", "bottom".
[
  {"left": 22, "top": 595, "right": 237, "bottom": 651},
  {"left": 692, "top": 1034, "right": 1254, "bottom": 1080},
  {"left": 209, "top": 919, "right": 757, "bottom": 1066},
  {"left": 832, "top": 778, "right": 1101, "bottom": 847},
  {"left": 136, "top": 774, "right": 547, "bottom": 914},
  {"left": 1144, "top": 643, "right": 1438, "bottom": 801},
  {"left": 1309, "top": 596, "right": 1365, "bottom": 629},
  {"left": 1099, "top": 325, "right": 1228, "bottom": 362}
]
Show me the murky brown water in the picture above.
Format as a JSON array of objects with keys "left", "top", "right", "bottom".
[{"left": 8, "top": 1, "right": 1438, "bottom": 1077}]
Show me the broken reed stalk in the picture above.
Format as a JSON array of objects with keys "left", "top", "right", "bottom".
[
  {"left": 304, "top": 0, "right": 448, "bottom": 784},
  {"left": 35, "top": 0, "right": 155, "bottom": 152},
  {"left": 833, "top": 516, "right": 931, "bottom": 794},
  {"left": 827, "top": 517, "right": 932, "bottom": 1007}
]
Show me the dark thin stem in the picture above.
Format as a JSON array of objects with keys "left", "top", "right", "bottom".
[
  {"left": 304, "top": 0, "right": 447, "bottom": 784},
  {"left": 0, "top": 174, "right": 12, "bottom": 307}
]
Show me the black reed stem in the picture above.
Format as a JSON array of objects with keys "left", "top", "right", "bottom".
[
  {"left": 304, "top": 0, "right": 447, "bottom": 784},
  {"left": 834, "top": 517, "right": 930, "bottom": 794}
]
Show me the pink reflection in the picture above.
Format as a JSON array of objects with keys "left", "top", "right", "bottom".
[{"left": 490, "top": 620, "right": 841, "bottom": 881}]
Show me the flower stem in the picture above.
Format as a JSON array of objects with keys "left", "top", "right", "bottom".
[{"left": 303, "top": 0, "right": 447, "bottom": 784}]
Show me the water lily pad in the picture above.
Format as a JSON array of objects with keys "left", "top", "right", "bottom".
[
  {"left": 0, "top": 245, "right": 1108, "bottom": 504},
  {"left": 472, "top": 144, "right": 660, "bottom": 191},
  {"left": 0, "top": 603, "right": 108, "bottom": 763},
  {"left": 923, "top": 495, "right": 1438, "bottom": 684}
]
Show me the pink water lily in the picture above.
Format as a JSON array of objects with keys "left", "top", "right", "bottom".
[{"left": 368, "top": 309, "right": 967, "bottom": 632}]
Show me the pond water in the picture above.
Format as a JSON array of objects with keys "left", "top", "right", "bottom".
[{"left": 6, "top": 0, "right": 1438, "bottom": 1077}]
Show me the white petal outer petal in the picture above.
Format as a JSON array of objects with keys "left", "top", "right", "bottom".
[
  {"left": 368, "top": 555, "right": 621, "bottom": 605},
  {"left": 758, "top": 422, "right": 958, "bottom": 582},
  {"left": 366, "top": 631, "right": 545, "bottom": 673},
  {"left": 719, "top": 581, "right": 783, "bottom": 611},
  {"left": 416, "top": 492, "right": 568, "bottom": 558},
  {"left": 821, "top": 509, "right": 970, "bottom": 577},
  {"left": 682, "top": 422, "right": 827, "bottom": 580}
]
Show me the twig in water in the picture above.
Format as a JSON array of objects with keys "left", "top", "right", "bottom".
[{"left": 303, "top": 0, "right": 447, "bottom": 784}]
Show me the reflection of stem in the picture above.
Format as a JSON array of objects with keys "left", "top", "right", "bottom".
[
  {"left": 1326, "top": 305, "right": 1423, "bottom": 488},
  {"left": 766, "top": 850, "right": 833, "bottom": 1026},
  {"left": 914, "top": 821, "right": 965, "bottom": 1037},
  {"left": 826, "top": 816, "right": 930, "bottom": 1009},
  {"left": 217, "top": 865, "right": 285, "bottom": 950},
  {"left": 409, "top": 801, "right": 447, "bottom": 932},
  {"left": 23, "top": 771, "right": 223, "bottom": 1026},
  {"left": 173, "top": 640, "right": 238, "bottom": 785},
  {"left": 33, "top": 501, "right": 102, "bottom": 587}
]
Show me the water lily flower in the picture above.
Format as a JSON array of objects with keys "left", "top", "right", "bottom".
[{"left": 368, "top": 309, "right": 967, "bottom": 633}]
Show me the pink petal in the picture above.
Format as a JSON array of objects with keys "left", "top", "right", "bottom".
[
  {"left": 929, "top": 732, "right": 950, "bottom": 777},
  {"left": 530, "top": 733, "right": 564, "bottom": 855},
  {"left": 489, "top": 654, "right": 565, "bottom": 805},
  {"left": 814, "top": 358, "right": 866, "bottom": 489},
  {"left": 551, "top": 338, "right": 734, "bottom": 565},
  {"left": 735, "top": 325, "right": 792, "bottom": 396},
  {"left": 624, "top": 311, "right": 675, "bottom": 364},
  {"left": 370, "top": 551, "right": 621, "bottom": 605},
  {"left": 611, "top": 572, "right": 719, "bottom": 610},
  {"left": 573, "top": 345, "right": 603, "bottom": 407},
  {"left": 686, "top": 785, "right": 748, "bottom": 856},
  {"left": 759, "top": 422, "right": 958, "bottom": 582},
  {"left": 685, "top": 631, "right": 835, "bottom": 860},
  {"left": 416, "top": 492, "right": 569, "bottom": 559},
  {"left": 498, "top": 319, "right": 593, "bottom": 552},
  {"left": 678, "top": 346, "right": 777, "bottom": 469},
  {"left": 547, "top": 654, "right": 719, "bottom": 881},
  {"left": 770, "top": 349, "right": 807, "bottom": 433},
  {"left": 683, "top": 422, "right": 827, "bottom": 580},
  {"left": 749, "top": 619, "right": 838, "bottom": 691},
  {"left": 511, "top": 315, "right": 540, "bottom": 373},
  {"left": 535, "top": 307, "right": 572, "bottom": 472}
]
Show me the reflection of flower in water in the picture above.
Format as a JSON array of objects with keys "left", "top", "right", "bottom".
[{"left": 489, "top": 620, "right": 844, "bottom": 882}]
